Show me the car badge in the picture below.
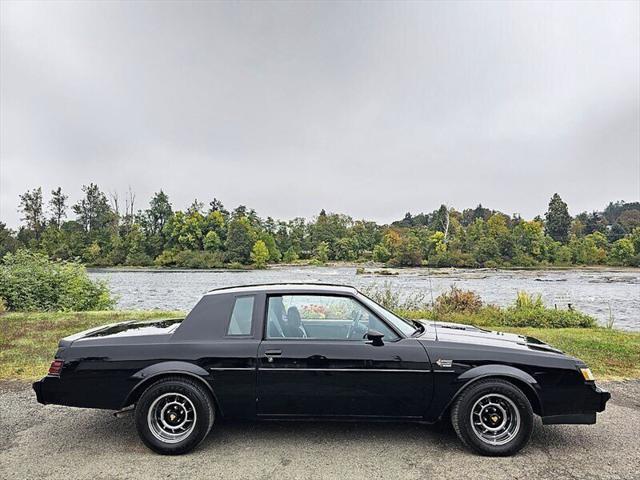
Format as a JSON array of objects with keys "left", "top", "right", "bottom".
[{"left": 436, "top": 359, "right": 453, "bottom": 368}]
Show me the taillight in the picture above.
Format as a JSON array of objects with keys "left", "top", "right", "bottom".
[{"left": 48, "top": 360, "right": 64, "bottom": 376}]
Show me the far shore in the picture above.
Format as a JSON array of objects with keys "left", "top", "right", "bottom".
[{"left": 85, "top": 262, "right": 640, "bottom": 273}]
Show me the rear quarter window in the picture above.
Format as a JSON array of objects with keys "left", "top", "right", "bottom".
[{"left": 226, "top": 296, "right": 255, "bottom": 336}]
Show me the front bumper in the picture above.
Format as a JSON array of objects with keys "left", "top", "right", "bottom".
[
  {"left": 542, "top": 383, "right": 611, "bottom": 425},
  {"left": 595, "top": 385, "right": 611, "bottom": 412}
]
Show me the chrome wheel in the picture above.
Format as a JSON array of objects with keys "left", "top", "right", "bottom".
[
  {"left": 147, "top": 393, "right": 197, "bottom": 444},
  {"left": 470, "top": 393, "right": 520, "bottom": 446}
]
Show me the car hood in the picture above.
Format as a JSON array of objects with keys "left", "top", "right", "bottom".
[{"left": 414, "top": 320, "right": 563, "bottom": 354}]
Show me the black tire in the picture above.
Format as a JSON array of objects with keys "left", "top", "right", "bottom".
[
  {"left": 451, "top": 378, "right": 533, "bottom": 456},
  {"left": 135, "top": 376, "right": 215, "bottom": 455}
]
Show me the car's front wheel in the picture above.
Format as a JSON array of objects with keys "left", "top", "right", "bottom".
[
  {"left": 135, "top": 376, "right": 214, "bottom": 455},
  {"left": 451, "top": 378, "right": 533, "bottom": 456}
]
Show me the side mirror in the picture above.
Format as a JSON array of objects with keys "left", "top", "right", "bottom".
[{"left": 366, "top": 329, "right": 384, "bottom": 346}]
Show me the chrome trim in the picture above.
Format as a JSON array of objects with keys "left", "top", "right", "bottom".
[
  {"left": 258, "top": 368, "right": 430, "bottom": 373},
  {"left": 210, "top": 367, "right": 451, "bottom": 373},
  {"left": 209, "top": 367, "right": 255, "bottom": 371}
]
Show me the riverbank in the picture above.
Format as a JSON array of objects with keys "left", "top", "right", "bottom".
[
  {"left": 86, "top": 262, "right": 640, "bottom": 273},
  {"left": 1, "top": 311, "right": 638, "bottom": 381}
]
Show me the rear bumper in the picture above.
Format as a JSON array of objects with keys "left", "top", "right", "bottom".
[
  {"left": 32, "top": 375, "right": 129, "bottom": 410},
  {"left": 32, "top": 379, "right": 46, "bottom": 404},
  {"left": 32, "top": 376, "right": 75, "bottom": 406}
]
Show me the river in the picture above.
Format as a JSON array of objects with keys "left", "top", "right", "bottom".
[{"left": 88, "top": 266, "right": 640, "bottom": 331}]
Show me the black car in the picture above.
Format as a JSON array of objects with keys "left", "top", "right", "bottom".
[{"left": 33, "top": 283, "right": 610, "bottom": 456}]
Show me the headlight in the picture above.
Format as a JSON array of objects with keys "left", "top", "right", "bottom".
[{"left": 580, "top": 367, "right": 595, "bottom": 381}]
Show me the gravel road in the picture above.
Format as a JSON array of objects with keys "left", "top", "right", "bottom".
[{"left": 1, "top": 380, "right": 639, "bottom": 480}]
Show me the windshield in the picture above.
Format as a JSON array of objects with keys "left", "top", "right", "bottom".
[{"left": 358, "top": 294, "right": 418, "bottom": 337}]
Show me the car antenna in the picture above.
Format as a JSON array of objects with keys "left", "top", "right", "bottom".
[{"left": 427, "top": 266, "right": 438, "bottom": 341}]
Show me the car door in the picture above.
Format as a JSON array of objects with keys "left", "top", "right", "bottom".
[{"left": 256, "top": 293, "right": 431, "bottom": 418}]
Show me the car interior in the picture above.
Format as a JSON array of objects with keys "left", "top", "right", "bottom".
[{"left": 266, "top": 295, "right": 398, "bottom": 341}]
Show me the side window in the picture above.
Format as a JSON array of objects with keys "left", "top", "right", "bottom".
[
  {"left": 227, "top": 296, "right": 254, "bottom": 336},
  {"left": 266, "top": 295, "right": 399, "bottom": 341}
]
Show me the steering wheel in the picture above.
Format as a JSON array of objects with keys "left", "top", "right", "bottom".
[{"left": 346, "top": 310, "right": 365, "bottom": 340}]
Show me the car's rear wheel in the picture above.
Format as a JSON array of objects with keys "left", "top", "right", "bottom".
[
  {"left": 135, "top": 376, "right": 214, "bottom": 455},
  {"left": 451, "top": 378, "right": 533, "bottom": 456}
]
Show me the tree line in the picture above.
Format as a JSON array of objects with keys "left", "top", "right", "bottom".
[{"left": 1, "top": 185, "right": 639, "bottom": 268}]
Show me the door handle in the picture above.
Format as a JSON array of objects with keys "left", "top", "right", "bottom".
[{"left": 264, "top": 349, "right": 282, "bottom": 356}]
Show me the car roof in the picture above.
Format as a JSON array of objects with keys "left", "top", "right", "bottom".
[{"left": 204, "top": 283, "right": 359, "bottom": 296}]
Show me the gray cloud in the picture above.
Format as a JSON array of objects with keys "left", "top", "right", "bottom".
[{"left": 1, "top": 0, "right": 638, "bottom": 227}]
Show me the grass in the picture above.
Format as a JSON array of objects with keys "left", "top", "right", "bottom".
[
  {"left": 0, "top": 311, "right": 183, "bottom": 380},
  {"left": 1, "top": 310, "right": 638, "bottom": 381},
  {"left": 493, "top": 327, "right": 640, "bottom": 380}
]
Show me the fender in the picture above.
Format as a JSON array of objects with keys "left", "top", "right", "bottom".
[
  {"left": 437, "top": 364, "right": 543, "bottom": 420},
  {"left": 122, "top": 361, "right": 222, "bottom": 414}
]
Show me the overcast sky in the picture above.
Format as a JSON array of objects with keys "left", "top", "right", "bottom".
[{"left": 1, "top": 0, "right": 638, "bottom": 228}]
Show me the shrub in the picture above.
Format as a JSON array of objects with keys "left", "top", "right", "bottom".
[
  {"left": 434, "top": 286, "right": 483, "bottom": 313},
  {"left": 0, "top": 250, "right": 114, "bottom": 311},
  {"left": 502, "top": 307, "right": 596, "bottom": 328},
  {"left": 397, "top": 289, "right": 596, "bottom": 329},
  {"left": 361, "top": 282, "right": 429, "bottom": 311},
  {"left": 514, "top": 291, "right": 544, "bottom": 309},
  {"left": 125, "top": 251, "right": 153, "bottom": 267},
  {"left": 283, "top": 247, "right": 299, "bottom": 263},
  {"left": 154, "top": 249, "right": 223, "bottom": 269}
]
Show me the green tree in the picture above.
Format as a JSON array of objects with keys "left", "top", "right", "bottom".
[
  {"left": 428, "top": 231, "right": 447, "bottom": 256},
  {"left": 390, "top": 233, "right": 423, "bottom": 266},
  {"left": 607, "top": 223, "right": 626, "bottom": 243},
  {"left": 204, "top": 231, "right": 221, "bottom": 252},
  {"left": 570, "top": 234, "right": 607, "bottom": 264},
  {"left": 545, "top": 193, "right": 571, "bottom": 243},
  {"left": 83, "top": 242, "right": 102, "bottom": 264},
  {"left": 124, "top": 224, "right": 152, "bottom": 266},
  {"left": 259, "top": 232, "right": 281, "bottom": 262},
  {"left": 0, "top": 222, "right": 20, "bottom": 258},
  {"left": 315, "top": 241, "right": 329, "bottom": 263},
  {"left": 49, "top": 187, "right": 68, "bottom": 228},
  {"left": 19, "top": 187, "right": 45, "bottom": 239},
  {"left": 225, "top": 217, "right": 256, "bottom": 264},
  {"left": 474, "top": 237, "right": 500, "bottom": 264},
  {"left": 144, "top": 190, "right": 173, "bottom": 235},
  {"left": 73, "top": 184, "right": 113, "bottom": 234},
  {"left": 164, "top": 210, "right": 206, "bottom": 250},
  {"left": 373, "top": 244, "right": 391, "bottom": 263},
  {"left": 609, "top": 238, "right": 635, "bottom": 265},
  {"left": 334, "top": 237, "right": 357, "bottom": 261},
  {"left": 250, "top": 240, "right": 269, "bottom": 268},
  {"left": 283, "top": 247, "right": 299, "bottom": 263},
  {"left": 512, "top": 220, "right": 546, "bottom": 262},
  {"left": 40, "top": 225, "right": 65, "bottom": 259},
  {"left": 630, "top": 227, "right": 640, "bottom": 253}
]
